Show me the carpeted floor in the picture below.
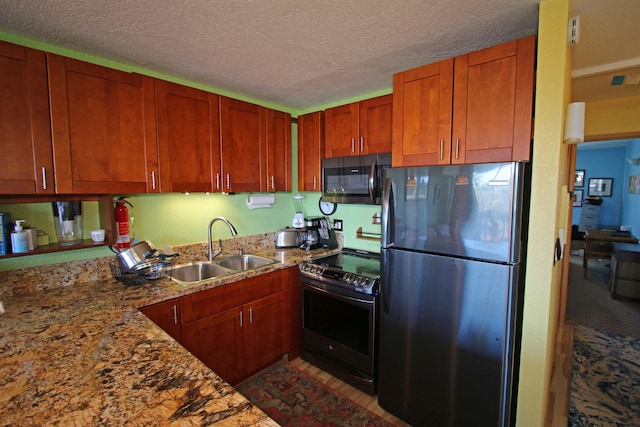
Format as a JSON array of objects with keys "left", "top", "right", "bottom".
[
  {"left": 566, "top": 255, "right": 640, "bottom": 338},
  {"left": 235, "top": 360, "right": 394, "bottom": 427},
  {"left": 569, "top": 325, "right": 640, "bottom": 426}
]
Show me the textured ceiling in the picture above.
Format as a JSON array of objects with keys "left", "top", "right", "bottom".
[
  {"left": 0, "top": 0, "right": 636, "bottom": 111},
  {"left": 0, "top": 0, "right": 540, "bottom": 111},
  {"left": 570, "top": 0, "right": 640, "bottom": 103}
]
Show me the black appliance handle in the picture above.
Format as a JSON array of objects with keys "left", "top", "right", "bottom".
[
  {"left": 381, "top": 177, "right": 394, "bottom": 249},
  {"left": 381, "top": 249, "right": 391, "bottom": 314},
  {"left": 368, "top": 158, "right": 377, "bottom": 203}
]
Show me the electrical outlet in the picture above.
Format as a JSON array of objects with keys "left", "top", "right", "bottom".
[{"left": 333, "top": 219, "right": 343, "bottom": 231}]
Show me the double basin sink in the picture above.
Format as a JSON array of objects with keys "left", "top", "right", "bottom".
[{"left": 167, "top": 254, "right": 279, "bottom": 286}]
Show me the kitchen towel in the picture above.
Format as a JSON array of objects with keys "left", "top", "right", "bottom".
[{"left": 246, "top": 193, "right": 275, "bottom": 210}]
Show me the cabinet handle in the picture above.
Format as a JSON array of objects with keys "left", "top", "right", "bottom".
[
  {"left": 215, "top": 173, "right": 220, "bottom": 190},
  {"left": 151, "top": 170, "right": 156, "bottom": 190},
  {"left": 239, "top": 310, "right": 243, "bottom": 327},
  {"left": 249, "top": 306, "right": 253, "bottom": 324},
  {"left": 226, "top": 174, "right": 230, "bottom": 190},
  {"left": 360, "top": 136, "right": 364, "bottom": 152},
  {"left": 271, "top": 176, "right": 275, "bottom": 191},
  {"left": 172, "top": 304, "right": 178, "bottom": 325},
  {"left": 313, "top": 176, "right": 317, "bottom": 190},
  {"left": 351, "top": 138, "right": 355, "bottom": 153},
  {"left": 439, "top": 140, "right": 444, "bottom": 160},
  {"left": 41, "top": 167, "right": 47, "bottom": 190},
  {"left": 455, "top": 138, "right": 460, "bottom": 160}
]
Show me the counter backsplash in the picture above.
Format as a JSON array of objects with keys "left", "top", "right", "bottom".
[{"left": 0, "top": 233, "right": 283, "bottom": 299}]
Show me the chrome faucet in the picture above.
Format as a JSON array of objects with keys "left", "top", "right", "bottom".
[{"left": 208, "top": 216, "right": 238, "bottom": 261}]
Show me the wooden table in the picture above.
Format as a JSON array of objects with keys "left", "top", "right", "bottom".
[
  {"left": 609, "top": 243, "right": 640, "bottom": 300},
  {"left": 583, "top": 229, "right": 638, "bottom": 278}
]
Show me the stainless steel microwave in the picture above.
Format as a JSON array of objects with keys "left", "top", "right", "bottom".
[{"left": 321, "top": 153, "right": 391, "bottom": 205}]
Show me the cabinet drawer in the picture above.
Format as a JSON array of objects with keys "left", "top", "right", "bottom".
[
  {"left": 181, "top": 269, "right": 285, "bottom": 324},
  {"left": 581, "top": 205, "right": 601, "bottom": 214}
]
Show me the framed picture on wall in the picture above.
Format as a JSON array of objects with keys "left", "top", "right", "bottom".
[
  {"left": 574, "top": 169, "right": 585, "bottom": 187},
  {"left": 588, "top": 178, "right": 613, "bottom": 197},
  {"left": 573, "top": 190, "right": 583, "bottom": 207}
]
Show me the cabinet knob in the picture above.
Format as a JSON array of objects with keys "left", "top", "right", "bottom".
[
  {"left": 439, "top": 140, "right": 444, "bottom": 160},
  {"left": 351, "top": 138, "right": 355, "bottom": 153}
]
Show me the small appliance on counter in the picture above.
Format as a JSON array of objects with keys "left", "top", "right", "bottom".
[
  {"left": 297, "top": 217, "right": 322, "bottom": 250},
  {"left": 275, "top": 227, "right": 304, "bottom": 249},
  {"left": 292, "top": 194, "right": 305, "bottom": 228},
  {"left": 318, "top": 217, "right": 338, "bottom": 249}
]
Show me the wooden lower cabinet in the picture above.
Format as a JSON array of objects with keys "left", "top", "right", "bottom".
[
  {"left": 142, "top": 268, "right": 298, "bottom": 385},
  {"left": 182, "top": 304, "right": 246, "bottom": 383},
  {"left": 139, "top": 298, "right": 182, "bottom": 342}
]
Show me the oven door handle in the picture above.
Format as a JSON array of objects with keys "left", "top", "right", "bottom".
[{"left": 302, "top": 281, "right": 375, "bottom": 305}]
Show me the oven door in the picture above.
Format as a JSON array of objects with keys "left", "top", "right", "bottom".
[{"left": 301, "top": 279, "right": 376, "bottom": 375}]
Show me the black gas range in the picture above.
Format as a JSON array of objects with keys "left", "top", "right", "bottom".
[{"left": 298, "top": 248, "right": 381, "bottom": 296}]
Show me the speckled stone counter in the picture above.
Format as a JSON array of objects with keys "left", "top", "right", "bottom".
[{"left": 0, "top": 238, "right": 337, "bottom": 426}]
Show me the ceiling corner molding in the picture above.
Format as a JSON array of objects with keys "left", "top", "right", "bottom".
[{"left": 572, "top": 57, "right": 640, "bottom": 78}]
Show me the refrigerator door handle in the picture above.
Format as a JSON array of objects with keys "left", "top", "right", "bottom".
[
  {"left": 368, "top": 158, "right": 377, "bottom": 203},
  {"left": 381, "top": 177, "right": 394, "bottom": 248},
  {"left": 381, "top": 249, "right": 392, "bottom": 313}
]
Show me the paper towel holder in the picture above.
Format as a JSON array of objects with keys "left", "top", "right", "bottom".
[{"left": 245, "top": 193, "right": 275, "bottom": 210}]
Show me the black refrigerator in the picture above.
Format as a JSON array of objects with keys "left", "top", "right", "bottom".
[{"left": 378, "top": 162, "right": 530, "bottom": 427}]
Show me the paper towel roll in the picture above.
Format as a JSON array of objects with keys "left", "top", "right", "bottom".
[{"left": 246, "top": 193, "right": 275, "bottom": 210}]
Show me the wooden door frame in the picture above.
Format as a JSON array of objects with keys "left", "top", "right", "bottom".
[{"left": 557, "top": 131, "right": 640, "bottom": 325}]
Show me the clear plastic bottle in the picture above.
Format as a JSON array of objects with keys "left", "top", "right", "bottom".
[{"left": 11, "top": 220, "right": 29, "bottom": 253}]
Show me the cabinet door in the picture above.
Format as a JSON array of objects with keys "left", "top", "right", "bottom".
[
  {"left": 359, "top": 94, "right": 393, "bottom": 155},
  {"left": 47, "top": 54, "right": 158, "bottom": 194},
  {"left": 297, "top": 111, "right": 324, "bottom": 192},
  {"left": 452, "top": 36, "right": 535, "bottom": 164},
  {"left": 265, "top": 109, "right": 292, "bottom": 192},
  {"left": 325, "top": 103, "right": 358, "bottom": 157},
  {"left": 0, "top": 42, "right": 53, "bottom": 195},
  {"left": 140, "top": 298, "right": 182, "bottom": 342},
  {"left": 285, "top": 266, "right": 301, "bottom": 359},
  {"left": 220, "top": 97, "right": 265, "bottom": 193},
  {"left": 181, "top": 306, "right": 246, "bottom": 384},
  {"left": 156, "top": 80, "right": 220, "bottom": 193},
  {"left": 392, "top": 59, "right": 453, "bottom": 167},
  {"left": 244, "top": 292, "right": 286, "bottom": 375}
]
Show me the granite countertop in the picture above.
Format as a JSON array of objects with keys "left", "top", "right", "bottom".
[{"left": 0, "top": 245, "right": 335, "bottom": 426}]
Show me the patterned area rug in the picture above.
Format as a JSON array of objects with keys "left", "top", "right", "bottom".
[
  {"left": 235, "top": 360, "right": 393, "bottom": 427},
  {"left": 569, "top": 325, "right": 640, "bottom": 426}
]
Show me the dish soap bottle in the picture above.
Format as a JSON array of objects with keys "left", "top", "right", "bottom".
[{"left": 11, "top": 220, "right": 29, "bottom": 253}]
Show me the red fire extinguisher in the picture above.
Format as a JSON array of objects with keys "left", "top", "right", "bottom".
[{"left": 114, "top": 197, "right": 133, "bottom": 251}]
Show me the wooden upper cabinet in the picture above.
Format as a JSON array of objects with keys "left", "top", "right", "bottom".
[
  {"left": 265, "top": 109, "right": 292, "bottom": 192},
  {"left": 392, "top": 59, "right": 454, "bottom": 167},
  {"left": 325, "top": 103, "right": 358, "bottom": 157},
  {"left": 359, "top": 94, "right": 393, "bottom": 155},
  {"left": 0, "top": 41, "right": 54, "bottom": 195},
  {"left": 298, "top": 111, "right": 325, "bottom": 192},
  {"left": 47, "top": 54, "right": 158, "bottom": 194},
  {"left": 393, "top": 36, "right": 535, "bottom": 167},
  {"left": 325, "top": 94, "right": 392, "bottom": 158},
  {"left": 219, "top": 97, "right": 265, "bottom": 193},
  {"left": 156, "top": 80, "right": 220, "bottom": 193},
  {"left": 452, "top": 36, "right": 536, "bottom": 164}
]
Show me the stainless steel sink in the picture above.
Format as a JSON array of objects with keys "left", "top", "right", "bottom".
[
  {"left": 167, "top": 261, "right": 233, "bottom": 286},
  {"left": 214, "top": 254, "right": 278, "bottom": 271}
]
